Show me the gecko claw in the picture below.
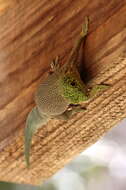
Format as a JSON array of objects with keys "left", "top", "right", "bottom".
[
  {"left": 50, "top": 56, "right": 60, "bottom": 72},
  {"left": 81, "top": 16, "right": 89, "bottom": 38}
]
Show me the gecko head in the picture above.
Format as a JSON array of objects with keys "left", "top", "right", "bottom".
[{"left": 60, "top": 74, "right": 88, "bottom": 104}]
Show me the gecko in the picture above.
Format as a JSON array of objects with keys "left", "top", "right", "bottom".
[{"left": 24, "top": 17, "right": 108, "bottom": 167}]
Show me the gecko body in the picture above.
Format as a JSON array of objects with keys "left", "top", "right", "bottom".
[{"left": 25, "top": 17, "right": 107, "bottom": 167}]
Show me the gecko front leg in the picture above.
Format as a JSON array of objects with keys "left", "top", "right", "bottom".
[
  {"left": 66, "top": 16, "right": 89, "bottom": 68},
  {"left": 55, "top": 104, "right": 86, "bottom": 120},
  {"left": 50, "top": 17, "right": 89, "bottom": 75}
]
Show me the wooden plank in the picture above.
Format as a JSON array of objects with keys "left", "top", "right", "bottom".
[{"left": 0, "top": 0, "right": 126, "bottom": 185}]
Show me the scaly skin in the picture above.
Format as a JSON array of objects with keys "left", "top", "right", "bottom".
[{"left": 24, "top": 17, "right": 108, "bottom": 167}]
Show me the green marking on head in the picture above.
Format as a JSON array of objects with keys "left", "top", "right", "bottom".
[
  {"left": 89, "top": 84, "right": 109, "bottom": 97},
  {"left": 60, "top": 74, "right": 88, "bottom": 104}
]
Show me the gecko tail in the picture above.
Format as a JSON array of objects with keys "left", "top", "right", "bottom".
[{"left": 24, "top": 106, "right": 49, "bottom": 167}]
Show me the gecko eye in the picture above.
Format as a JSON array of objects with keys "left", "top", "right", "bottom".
[{"left": 71, "top": 81, "right": 76, "bottom": 86}]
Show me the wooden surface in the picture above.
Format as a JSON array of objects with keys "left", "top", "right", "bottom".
[{"left": 0, "top": 0, "right": 126, "bottom": 185}]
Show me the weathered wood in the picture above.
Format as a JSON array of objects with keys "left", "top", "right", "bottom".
[{"left": 0, "top": 0, "right": 126, "bottom": 185}]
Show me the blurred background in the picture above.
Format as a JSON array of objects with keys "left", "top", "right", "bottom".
[{"left": 1, "top": 118, "right": 126, "bottom": 190}]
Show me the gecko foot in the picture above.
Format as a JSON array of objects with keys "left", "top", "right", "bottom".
[
  {"left": 80, "top": 16, "right": 89, "bottom": 38},
  {"left": 50, "top": 56, "right": 61, "bottom": 72}
]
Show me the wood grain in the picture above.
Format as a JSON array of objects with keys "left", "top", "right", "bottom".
[{"left": 0, "top": 0, "right": 126, "bottom": 185}]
